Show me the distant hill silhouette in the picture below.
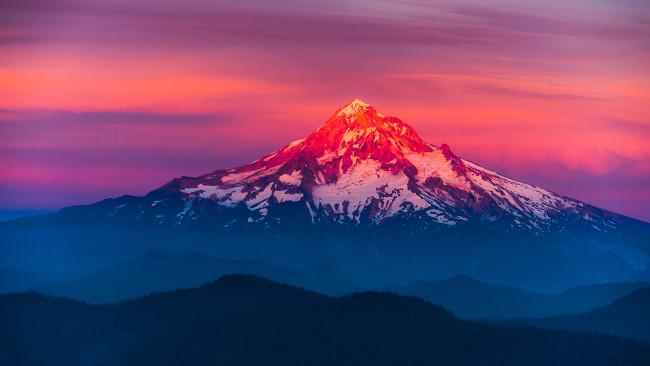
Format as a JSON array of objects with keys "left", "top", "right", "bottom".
[
  {"left": 0, "top": 268, "right": 80, "bottom": 293},
  {"left": 1, "top": 275, "right": 649, "bottom": 366},
  {"left": 513, "top": 288, "right": 650, "bottom": 342},
  {"left": 33, "top": 251, "right": 353, "bottom": 302},
  {"left": 385, "top": 275, "right": 650, "bottom": 318},
  {"left": 6, "top": 251, "right": 646, "bottom": 321}
]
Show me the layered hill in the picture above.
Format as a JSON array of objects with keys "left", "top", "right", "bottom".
[
  {"left": 513, "top": 287, "right": 650, "bottom": 343},
  {"left": 33, "top": 251, "right": 353, "bottom": 302},
  {"left": 386, "top": 275, "right": 650, "bottom": 319},
  {"left": 2, "top": 275, "right": 650, "bottom": 366}
]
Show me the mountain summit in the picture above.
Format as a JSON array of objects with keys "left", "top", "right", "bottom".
[
  {"left": 67, "top": 99, "right": 645, "bottom": 234},
  {"left": 10, "top": 99, "right": 649, "bottom": 290},
  {"left": 306, "top": 98, "right": 432, "bottom": 171},
  {"left": 316, "top": 98, "right": 431, "bottom": 155},
  {"left": 115, "top": 99, "right": 613, "bottom": 233}
]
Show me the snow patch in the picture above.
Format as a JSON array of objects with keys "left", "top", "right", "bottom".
[
  {"left": 284, "top": 138, "right": 305, "bottom": 150},
  {"left": 274, "top": 190, "right": 303, "bottom": 203},
  {"left": 221, "top": 164, "right": 282, "bottom": 184},
  {"left": 182, "top": 185, "right": 246, "bottom": 208},
  {"left": 278, "top": 171, "right": 303, "bottom": 186},
  {"left": 247, "top": 184, "right": 274, "bottom": 207},
  {"left": 463, "top": 160, "right": 575, "bottom": 225},
  {"left": 337, "top": 99, "right": 370, "bottom": 118},
  {"left": 312, "top": 159, "right": 428, "bottom": 222},
  {"left": 407, "top": 151, "right": 471, "bottom": 190},
  {"left": 176, "top": 200, "right": 193, "bottom": 224}
]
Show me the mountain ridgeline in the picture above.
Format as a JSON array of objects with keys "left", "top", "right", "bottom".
[
  {"left": 1, "top": 99, "right": 649, "bottom": 292},
  {"left": 2, "top": 275, "right": 650, "bottom": 366},
  {"left": 511, "top": 287, "right": 650, "bottom": 343},
  {"left": 31, "top": 251, "right": 355, "bottom": 302},
  {"left": 2, "top": 250, "right": 646, "bottom": 321},
  {"left": 385, "top": 275, "right": 650, "bottom": 319}
]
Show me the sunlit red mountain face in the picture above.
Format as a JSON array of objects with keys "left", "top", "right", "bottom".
[
  {"left": 63, "top": 99, "right": 644, "bottom": 232},
  {"left": 127, "top": 99, "right": 616, "bottom": 231}
]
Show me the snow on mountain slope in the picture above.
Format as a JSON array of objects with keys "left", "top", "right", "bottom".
[
  {"left": 311, "top": 159, "right": 430, "bottom": 223},
  {"left": 78, "top": 99, "right": 638, "bottom": 237},
  {"left": 165, "top": 99, "right": 587, "bottom": 231}
]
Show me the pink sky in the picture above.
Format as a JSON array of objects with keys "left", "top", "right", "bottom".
[{"left": 1, "top": 0, "right": 649, "bottom": 221}]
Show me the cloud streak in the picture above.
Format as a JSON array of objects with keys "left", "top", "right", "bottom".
[{"left": 2, "top": 0, "right": 647, "bottom": 50}]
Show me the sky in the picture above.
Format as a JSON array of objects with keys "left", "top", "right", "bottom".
[{"left": 1, "top": 0, "right": 649, "bottom": 221}]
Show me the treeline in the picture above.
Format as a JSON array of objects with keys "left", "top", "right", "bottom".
[{"left": 1, "top": 275, "right": 649, "bottom": 366}]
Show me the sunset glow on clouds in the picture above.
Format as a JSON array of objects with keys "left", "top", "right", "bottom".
[{"left": 1, "top": 0, "right": 649, "bottom": 220}]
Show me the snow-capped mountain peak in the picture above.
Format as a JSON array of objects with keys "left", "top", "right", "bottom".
[
  {"left": 336, "top": 98, "right": 372, "bottom": 118},
  {"left": 299, "top": 99, "right": 432, "bottom": 177},
  {"left": 95, "top": 99, "right": 628, "bottom": 237}
]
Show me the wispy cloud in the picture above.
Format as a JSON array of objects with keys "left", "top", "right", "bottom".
[
  {"left": 0, "top": 109, "right": 227, "bottom": 127},
  {"left": 463, "top": 84, "right": 604, "bottom": 101},
  {"left": 448, "top": 5, "right": 648, "bottom": 40},
  {"left": 6, "top": 0, "right": 646, "bottom": 49}
]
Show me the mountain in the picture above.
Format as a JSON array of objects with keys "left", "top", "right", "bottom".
[
  {"left": 56, "top": 99, "right": 642, "bottom": 233},
  {"left": 513, "top": 288, "right": 650, "bottom": 342},
  {"left": 1, "top": 99, "right": 649, "bottom": 291},
  {"left": 2, "top": 275, "right": 649, "bottom": 366},
  {"left": 385, "top": 275, "right": 650, "bottom": 319},
  {"left": 33, "top": 251, "right": 353, "bottom": 302}
]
